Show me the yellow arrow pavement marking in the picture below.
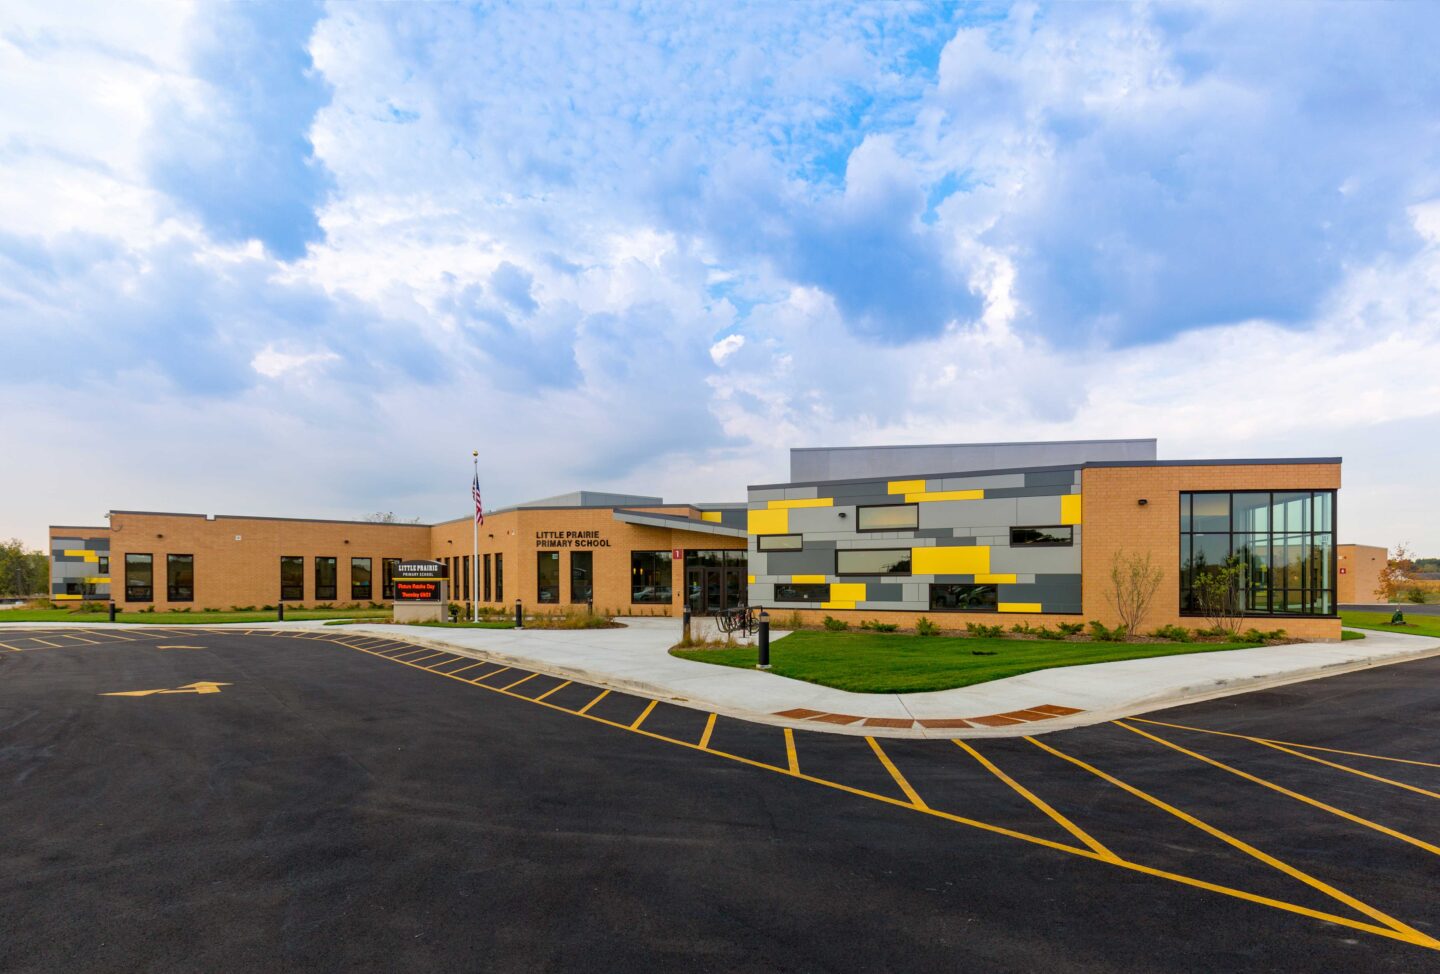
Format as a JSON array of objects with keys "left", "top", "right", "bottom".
[{"left": 101, "top": 682, "right": 231, "bottom": 697}]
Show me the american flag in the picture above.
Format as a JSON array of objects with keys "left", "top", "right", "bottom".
[{"left": 472, "top": 472, "right": 484, "bottom": 525}]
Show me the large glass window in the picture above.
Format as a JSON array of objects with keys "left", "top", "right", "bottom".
[
  {"left": 774, "top": 582, "right": 828, "bottom": 603},
  {"left": 1180, "top": 491, "right": 1335, "bottom": 616},
  {"left": 1011, "top": 526, "right": 1073, "bottom": 547},
  {"left": 758, "top": 534, "right": 803, "bottom": 552},
  {"left": 484, "top": 554, "right": 492, "bottom": 601},
  {"left": 537, "top": 551, "right": 560, "bottom": 603},
  {"left": 856, "top": 504, "right": 918, "bottom": 532},
  {"left": 351, "top": 558, "right": 372, "bottom": 601},
  {"left": 315, "top": 557, "right": 337, "bottom": 601},
  {"left": 929, "top": 583, "right": 998, "bottom": 612},
  {"left": 462, "top": 556, "right": 471, "bottom": 602},
  {"left": 280, "top": 556, "right": 304, "bottom": 601},
  {"left": 570, "top": 551, "right": 593, "bottom": 603},
  {"left": 125, "top": 553, "right": 153, "bottom": 602},
  {"left": 495, "top": 554, "right": 503, "bottom": 602},
  {"left": 166, "top": 554, "right": 194, "bottom": 602},
  {"left": 381, "top": 558, "right": 399, "bottom": 600},
  {"left": 631, "top": 551, "right": 672, "bottom": 603},
  {"left": 835, "top": 549, "right": 911, "bottom": 576}
]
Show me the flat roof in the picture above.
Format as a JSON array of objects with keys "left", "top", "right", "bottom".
[
  {"left": 790, "top": 437, "right": 1156, "bottom": 454},
  {"left": 107, "top": 510, "right": 432, "bottom": 527},
  {"left": 751, "top": 457, "right": 1343, "bottom": 491}
]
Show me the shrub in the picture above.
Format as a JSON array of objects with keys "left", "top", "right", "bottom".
[
  {"left": 1149, "top": 624, "right": 1192, "bottom": 642},
  {"left": 1193, "top": 625, "right": 1230, "bottom": 639},
  {"left": 822, "top": 615, "right": 849, "bottom": 631},
  {"left": 965, "top": 622, "right": 1005, "bottom": 638},
  {"left": 1009, "top": 622, "right": 1032, "bottom": 635},
  {"left": 1057, "top": 622, "right": 1085, "bottom": 637},
  {"left": 231, "top": 605, "right": 257, "bottom": 612},
  {"left": 1033, "top": 625, "right": 1066, "bottom": 641},
  {"left": 261, "top": 604, "right": 276, "bottom": 612},
  {"left": 1088, "top": 620, "right": 1128, "bottom": 642},
  {"left": 1265, "top": 628, "right": 1287, "bottom": 641},
  {"left": 915, "top": 616, "right": 940, "bottom": 637},
  {"left": 860, "top": 619, "right": 899, "bottom": 632},
  {"left": 1405, "top": 587, "right": 1428, "bottom": 604},
  {"left": 782, "top": 611, "right": 806, "bottom": 630},
  {"left": 1241, "top": 627, "right": 1289, "bottom": 643},
  {"left": 203, "top": 607, "right": 220, "bottom": 613},
  {"left": 314, "top": 603, "right": 335, "bottom": 612}
]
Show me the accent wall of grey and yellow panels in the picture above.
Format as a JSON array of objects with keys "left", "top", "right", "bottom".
[
  {"left": 50, "top": 536, "right": 110, "bottom": 601},
  {"left": 746, "top": 467, "right": 1083, "bottom": 614}
]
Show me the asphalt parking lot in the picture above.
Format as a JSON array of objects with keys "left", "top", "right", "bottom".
[{"left": 1, "top": 627, "right": 1437, "bottom": 972}]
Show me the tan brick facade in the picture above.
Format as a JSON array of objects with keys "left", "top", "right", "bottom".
[{"left": 1337, "top": 544, "right": 1386, "bottom": 603}]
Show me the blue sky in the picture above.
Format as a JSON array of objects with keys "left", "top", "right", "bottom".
[{"left": 2, "top": 1, "right": 1439, "bottom": 551}]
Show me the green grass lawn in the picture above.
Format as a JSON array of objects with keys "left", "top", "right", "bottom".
[
  {"left": 1340, "top": 610, "right": 1440, "bottom": 639},
  {"left": 1340, "top": 630, "right": 1367, "bottom": 641},
  {"left": 0, "top": 608, "right": 392, "bottom": 625},
  {"left": 671, "top": 630, "right": 1264, "bottom": 694}
]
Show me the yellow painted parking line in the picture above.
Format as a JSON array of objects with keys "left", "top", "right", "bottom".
[
  {"left": 577, "top": 689, "right": 610, "bottom": 714},
  {"left": 26, "top": 637, "right": 64, "bottom": 648},
  {"left": 60, "top": 633, "right": 102, "bottom": 645},
  {"left": 409, "top": 652, "right": 450, "bottom": 665},
  {"left": 312, "top": 632, "right": 1440, "bottom": 953},
  {"left": 783, "top": 727, "right": 800, "bottom": 774},
  {"left": 1117, "top": 721, "right": 1440, "bottom": 858},
  {"left": 1028, "top": 735, "right": 1440, "bottom": 949},
  {"left": 534, "top": 680, "right": 572, "bottom": 702},
  {"left": 390, "top": 648, "right": 436, "bottom": 661},
  {"left": 501, "top": 672, "right": 540, "bottom": 692},
  {"left": 698, "top": 713, "right": 717, "bottom": 749},
  {"left": 1251, "top": 740, "right": 1440, "bottom": 801},
  {"left": 954, "top": 739, "right": 1117, "bottom": 861},
  {"left": 866, "top": 737, "right": 927, "bottom": 810},
  {"left": 1130, "top": 717, "right": 1440, "bottom": 771},
  {"left": 473, "top": 666, "right": 512, "bottom": 684},
  {"left": 445, "top": 661, "right": 489, "bottom": 677},
  {"left": 630, "top": 699, "right": 659, "bottom": 730}
]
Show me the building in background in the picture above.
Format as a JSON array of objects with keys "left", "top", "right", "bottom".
[
  {"left": 48, "top": 527, "right": 110, "bottom": 602},
  {"left": 1336, "top": 544, "right": 1387, "bottom": 604}
]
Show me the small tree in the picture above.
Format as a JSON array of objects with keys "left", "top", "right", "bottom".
[
  {"left": 1193, "top": 554, "right": 1247, "bottom": 638},
  {"left": 1106, "top": 549, "right": 1164, "bottom": 638},
  {"left": 1377, "top": 543, "right": 1414, "bottom": 603}
]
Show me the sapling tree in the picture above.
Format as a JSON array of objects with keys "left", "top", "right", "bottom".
[{"left": 1106, "top": 549, "right": 1164, "bottom": 639}]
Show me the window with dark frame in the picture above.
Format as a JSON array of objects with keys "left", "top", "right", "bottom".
[
  {"left": 537, "top": 551, "right": 560, "bottom": 603},
  {"left": 929, "top": 583, "right": 998, "bottom": 612},
  {"left": 758, "top": 534, "right": 803, "bottom": 552},
  {"left": 351, "top": 557, "right": 372, "bottom": 601},
  {"left": 856, "top": 504, "right": 918, "bottom": 532},
  {"left": 631, "top": 551, "right": 672, "bottom": 603},
  {"left": 1179, "top": 490, "right": 1336, "bottom": 616},
  {"left": 774, "top": 582, "right": 828, "bottom": 603},
  {"left": 315, "top": 557, "right": 337, "bottom": 601},
  {"left": 166, "top": 554, "right": 194, "bottom": 602},
  {"left": 462, "top": 556, "right": 471, "bottom": 602},
  {"left": 381, "top": 558, "right": 399, "bottom": 600},
  {"left": 484, "top": 554, "right": 492, "bottom": 601},
  {"left": 570, "top": 551, "right": 593, "bottom": 603},
  {"left": 125, "top": 553, "right": 153, "bottom": 602},
  {"left": 1010, "top": 526, "right": 1073, "bottom": 547},
  {"left": 280, "top": 556, "right": 304, "bottom": 601},
  {"left": 495, "top": 554, "right": 503, "bottom": 602},
  {"left": 835, "top": 548, "right": 912, "bottom": 575}
]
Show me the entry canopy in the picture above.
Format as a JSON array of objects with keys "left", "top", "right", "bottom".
[{"left": 395, "top": 560, "right": 448, "bottom": 579}]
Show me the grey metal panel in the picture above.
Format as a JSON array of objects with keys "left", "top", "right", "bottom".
[
  {"left": 984, "top": 485, "right": 1074, "bottom": 499},
  {"left": 914, "top": 528, "right": 957, "bottom": 540},
  {"left": 837, "top": 537, "right": 934, "bottom": 549},
  {"left": 789, "top": 439, "right": 1157, "bottom": 482},
  {"left": 938, "top": 473, "right": 1026, "bottom": 491},
  {"left": 823, "top": 481, "right": 892, "bottom": 499},
  {"left": 749, "top": 583, "right": 775, "bottom": 603},
  {"left": 748, "top": 552, "right": 767, "bottom": 576},
  {"left": 902, "top": 583, "right": 927, "bottom": 601},
  {"left": 1024, "top": 469, "right": 1080, "bottom": 487},
  {"left": 764, "top": 548, "right": 839, "bottom": 576},
  {"left": 1024, "top": 574, "right": 1084, "bottom": 605},
  {"left": 954, "top": 536, "right": 977, "bottom": 545},
  {"left": 1015, "top": 496, "right": 1064, "bottom": 524},
  {"left": 786, "top": 506, "right": 851, "bottom": 533},
  {"left": 989, "top": 545, "right": 1083, "bottom": 574},
  {"left": 783, "top": 486, "right": 820, "bottom": 500},
  {"left": 748, "top": 488, "right": 787, "bottom": 503},
  {"left": 717, "top": 510, "right": 748, "bottom": 529},
  {"left": 856, "top": 600, "right": 928, "bottom": 612},
  {"left": 917, "top": 498, "right": 1019, "bottom": 530},
  {"left": 864, "top": 584, "right": 905, "bottom": 602}
]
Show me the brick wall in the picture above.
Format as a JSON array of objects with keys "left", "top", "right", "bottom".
[{"left": 1337, "top": 544, "right": 1387, "bottom": 603}]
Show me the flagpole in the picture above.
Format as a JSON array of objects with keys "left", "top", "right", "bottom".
[{"left": 471, "top": 450, "right": 480, "bottom": 623}]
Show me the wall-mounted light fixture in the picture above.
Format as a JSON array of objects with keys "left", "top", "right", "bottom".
[
  {"left": 343, "top": 539, "right": 350, "bottom": 544},
  {"left": 1137, "top": 499, "right": 1149, "bottom": 507},
  {"left": 838, "top": 511, "right": 848, "bottom": 519},
  {"left": 156, "top": 533, "right": 164, "bottom": 538}
]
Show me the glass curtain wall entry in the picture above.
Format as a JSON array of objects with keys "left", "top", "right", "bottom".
[
  {"left": 315, "top": 557, "right": 338, "bottom": 601},
  {"left": 570, "top": 551, "right": 592, "bottom": 603},
  {"left": 537, "top": 551, "right": 560, "bottom": 603},
  {"left": 280, "top": 556, "right": 304, "bottom": 601},
  {"left": 631, "top": 551, "right": 673, "bottom": 603},
  {"left": 351, "top": 558, "right": 372, "bottom": 601},
  {"left": 166, "top": 554, "right": 194, "bottom": 602},
  {"left": 125, "top": 553, "right": 153, "bottom": 602},
  {"left": 1180, "top": 491, "right": 1335, "bottom": 615}
]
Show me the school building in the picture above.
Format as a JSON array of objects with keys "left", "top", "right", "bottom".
[{"left": 49, "top": 438, "right": 1347, "bottom": 638}]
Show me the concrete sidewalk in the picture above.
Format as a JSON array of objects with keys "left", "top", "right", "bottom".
[{"left": 5, "top": 618, "right": 1436, "bottom": 737}]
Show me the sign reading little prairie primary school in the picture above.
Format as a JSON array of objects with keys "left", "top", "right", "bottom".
[
  {"left": 534, "top": 530, "right": 612, "bottom": 549},
  {"left": 393, "top": 560, "right": 447, "bottom": 602}
]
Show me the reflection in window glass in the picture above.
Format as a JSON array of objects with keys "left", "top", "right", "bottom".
[
  {"left": 929, "top": 584, "right": 998, "bottom": 612},
  {"left": 537, "top": 551, "right": 560, "bottom": 603},
  {"left": 835, "top": 549, "right": 911, "bottom": 575},
  {"left": 631, "top": 551, "right": 672, "bottom": 603},
  {"left": 315, "top": 557, "right": 337, "bottom": 601},
  {"left": 856, "top": 504, "right": 919, "bottom": 532},
  {"left": 774, "top": 583, "right": 828, "bottom": 603},
  {"left": 382, "top": 558, "right": 399, "bottom": 600},
  {"left": 125, "top": 553, "right": 154, "bottom": 602},
  {"left": 1190, "top": 494, "right": 1229, "bottom": 532},
  {"left": 1011, "top": 526, "right": 1073, "bottom": 546},
  {"left": 281, "top": 556, "right": 304, "bottom": 601},
  {"left": 570, "top": 551, "right": 592, "bottom": 603},
  {"left": 758, "top": 534, "right": 802, "bottom": 552},
  {"left": 166, "top": 554, "right": 194, "bottom": 602},
  {"left": 351, "top": 558, "right": 372, "bottom": 601}
]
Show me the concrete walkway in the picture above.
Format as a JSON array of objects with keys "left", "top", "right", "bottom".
[{"left": 5, "top": 618, "right": 1436, "bottom": 737}]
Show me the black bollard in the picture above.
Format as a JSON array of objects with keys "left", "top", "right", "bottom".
[
  {"left": 757, "top": 609, "right": 770, "bottom": 669},
  {"left": 515, "top": 599, "right": 523, "bottom": 629},
  {"left": 278, "top": 601, "right": 285, "bottom": 621},
  {"left": 682, "top": 605, "right": 692, "bottom": 644},
  {"left": 108, "top": 602, "right": 116, "bottom": 623}
]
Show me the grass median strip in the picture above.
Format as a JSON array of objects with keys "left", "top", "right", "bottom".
[
  {"left": 671, "top": 630, "right": 1263, "bottom": 694},
  {"left": 1340, "top": 611, "right": 1440, "bottom": 638}
]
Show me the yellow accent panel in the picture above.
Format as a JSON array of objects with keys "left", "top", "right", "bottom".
[
  {"left": 54, "top": 594, "right": 82, "bottom": 601},
  {"left": 700, "top": 511, "right": 722, "bottom": 523},
  {"left": 747, "top": 575, "right": 755, "bottom": 584},
  {"left": 82, "top": 576, "right": 110, "bottom": 585},
  {"left": 1061, "top": 494, "right": 1082, "bottom": 525},
  {"left": 63, "top": 549, "right": 100, "bottom": 561},
  {"left": 887, "top": 479, "right": 926, "bottom": 495},
  {"left": 999, "top": 603, "right": 1043, "bottom": 613},
  {"left": 911, "top": 546, "right": 990, "bottom": 575},
  {"left": 791, "top": 574, "right": 826, "bottom": 584},
  {"left": 748, "top": 508, "right": 789, "bottom": 535},
  {"left": 821, "top": 601, "right": 856, "bottom": 610},
  {"left": 974, "top": 573, "right": 1017, "bottom": 584},
  {"left": 904, "top": 489, "right": 984, "bottom": 503},
  {"left": 767, "top": 497, "right": 833, "bottom": 510},
  {"left": 829, "top": 583, "right": 866, "bottom": 601}
]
